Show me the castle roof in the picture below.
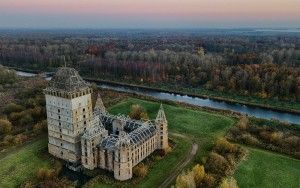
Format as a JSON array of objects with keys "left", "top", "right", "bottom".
[
  {"left": 48, "top": 67, "right": 89, "bottom": 92},
  {"left": 155, "top": 104, "right": 167, "bottom": 123},
  {"left": 99, "top": 121, "right": 156, "bottom": 150}
]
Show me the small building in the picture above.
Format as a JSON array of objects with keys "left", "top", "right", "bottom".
[{"left": 44, "top": 67, "right": 168, "bottom": 181}]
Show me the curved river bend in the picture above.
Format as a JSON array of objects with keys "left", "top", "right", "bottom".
[{"left": 16, "top": 71, "right": 300, "bottom": 125}]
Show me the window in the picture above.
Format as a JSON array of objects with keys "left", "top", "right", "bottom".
[
  {"left": 59, "top": 129, "right": 62, "bottom": 132},
  {"left": 58, "top": 109, "right": 60, "bottom": 113},
  {"left": 83, "top": 115, "right": 86, "bottom": 118},
  {"left": 59, "top": 122, "right": 61, "bottom": 126},
  {"left": 83, "top": 108, "right": 85, "bottom": 112},
  {"left": 61, "top": 143, "right": 63, "bottom": 146},
  {"left": 58, "top": 116, "right": 61, "bottom": 120},
  {"left": 84, "top": 121, "right": 86, "bottom": 125},
  {"left": 61, "top": 151, "right": 63, "bottom": 156}
]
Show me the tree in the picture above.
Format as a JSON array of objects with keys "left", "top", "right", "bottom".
[
  {"left": 219, "top": 177, "right": 239, "bottom": 188},
  {"left": 175, "top": 171, "right": 196, "bottom": 188},
  {"left": 3, "top": 103, "right": 25, "bottom": 115},
  {"left": 133, "top": 163, "right": 148, "bottom": 178},
  {"left": 129, "top": 104, "right": 149, "bottom": 120},
  {"left": 0, "top": 118, "right": 12, "bottom": 134},
  {"left": 192, "top": 164, "right": 205, "bottom": 186}
]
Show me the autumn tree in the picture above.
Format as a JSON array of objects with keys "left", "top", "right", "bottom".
[
  {"left": 192, "top": 164, "right": 205, "bottom": 186},
  {"left": 133, "top": 163, "right": 148, "bottom": 178},
  {"left": 175, "top": 171, "right": 196, "bottom": 188},
  {"left": 0, "top": 118, "right": 12, "bottom": 134},
  {"left": 129, "top": 104, "right": 149, "bottom": 120}
]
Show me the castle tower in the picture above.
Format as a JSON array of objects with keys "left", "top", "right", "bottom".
[
  {"left": 113, "top": 133, "right": 133, "bottom": 181},
  {"left": 44, "top": 67, "right": 93, "bottom": 164},
  {"left": 155, "top": 104, "right": 168, "bottom": 150},
  {"left": 81, "top": 114, "right": 108, "bottom": 170},
  {"left": 94, "top": 93, "right": 106, "bottom": 114}
]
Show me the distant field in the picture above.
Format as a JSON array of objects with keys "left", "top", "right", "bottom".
[
  {"left": 234, "top": 147, "right": 300, "bottom": 188},
  {"left": 0, "top": 139, "right": 50, "bottom": 187}
]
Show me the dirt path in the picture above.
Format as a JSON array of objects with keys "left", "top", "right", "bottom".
[{"left": 159, "top": 143, "right": 198, "bottom": 188}]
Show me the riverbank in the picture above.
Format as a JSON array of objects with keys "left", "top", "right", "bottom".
[
  {"left": 5, "top": 66, "right": 300, "bottom": 124},
  {"left": 7, "top": 65, "right": 299, "bottom": 114},
  {"left": 84, "top": 77, "right": 300, "bottom": 115}
]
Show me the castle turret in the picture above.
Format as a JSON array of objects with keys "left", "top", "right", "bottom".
[
  {"left": 113, "top": 133, "right": 133, "bottom": 181},
  {"left": 94, "top": 93, "right": 106, "bottom": 114},
  {"left": 81, "top": 113, "right": 108, "bottom": 170},
  {"left": 44, "top": 67, "right": 93, "bottom": 164},
  {"left": 155, "top": 104, "right": 168, "bottom": 150}
]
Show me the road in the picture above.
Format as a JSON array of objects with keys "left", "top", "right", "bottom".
[{"left": 159, "top": 143, "right": 199, "bottom": 188}]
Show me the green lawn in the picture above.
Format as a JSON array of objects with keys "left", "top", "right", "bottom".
[
  {"left": 109, "top": 98, "right": 235, "bottom": 163},
  {"left": 0, "top": 138, "right": 50, "bottom": 188},
  {"left": 89, "top": 98, "right": 235, "bottom": 187},
  {"left": 234, "top": 147, "right": 300, "bottom": 188}
]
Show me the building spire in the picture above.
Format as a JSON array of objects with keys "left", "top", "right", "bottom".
[
  {"left": 155, "top": 103, "right": 167, "bottom": 123},
  {"left": 94, "top": 93, "right": 106, "bottom": 113}
]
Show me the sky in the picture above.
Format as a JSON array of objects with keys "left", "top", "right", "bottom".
[{"left": 0, "top": 0, "right": 299, "bottom": 28}]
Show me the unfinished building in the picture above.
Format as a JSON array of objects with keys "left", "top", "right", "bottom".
[{"left": 44, "top": 67, "right": 168, "bottom": 180}]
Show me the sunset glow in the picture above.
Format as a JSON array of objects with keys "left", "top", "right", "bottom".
[{"left": 0, "top": 0, "right": 299, "bottom": 28}]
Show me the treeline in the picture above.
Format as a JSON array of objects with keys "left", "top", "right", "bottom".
[
  {"left": 0, "top": 67, "right": 47, "bottom": 148},
  {"left": 0, "top": 33, "right": 299, "bottom": 101},
  {"left": 82, "top": 50, "right": 300, "bottom": 101},
  {"left": 227, "top": 117, "right": 300, "bottom": 159}
]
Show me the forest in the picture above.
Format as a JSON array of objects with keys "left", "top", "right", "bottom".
[{"left": 0, "top": 29, "right": 299, "bottom": 102}]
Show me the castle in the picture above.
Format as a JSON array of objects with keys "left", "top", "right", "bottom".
[{"left": 44, "top": 67, "right": 168, "bottom": 181}]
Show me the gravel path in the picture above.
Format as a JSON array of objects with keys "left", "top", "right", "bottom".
[{"left": 159, "top": 143, "right": 198, "bottom": 188}]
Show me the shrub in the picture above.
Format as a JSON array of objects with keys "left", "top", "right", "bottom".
[
  {"left": 133, "top": 163, "right": 148, "bottom": 178},
  {"left": 129, "top": 104, "right": 149, "bottom": 120},
  {"left": 0, "top": 118, "right": 12, "bottom": 134},
  {"left": 214, "top": 138, "right": 237, "bottom": 156},
  {"left": 205, "top": 152, "right": 231, "bottom": 176},
  {"left": 3, "top": 103, "right": 25, "bottom": 115},
  {"left": 14, "top": 134, "right": 28, "bottom": 145},
  {"left": 237, "top": 116, "right": 248, "bottom": 130},
  {"left": 241, "top": 133, "right": 260, "bottom": 145},
  {"left": 3, "top": 135, "right": 15, "bottom": 146},
  {"left": 175, "top": 171, "right": 196, "bottom": 188},
  {"left": 192, "top": 164, "right": 205, "bottom": 186},
  {"left": 37, "top": 168, "right": 56, "bottom": 181},
  {"left": 202, "top": 174, "right": 216, "bottom": 188},
  {"left": 33, "top": 120, "right": 48, "bottom": 133},
  {"left": 219, "top": 177, "right": 238, "bottom": 188}
]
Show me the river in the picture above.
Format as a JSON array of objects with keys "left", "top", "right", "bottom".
[{"left": 16, "top": 71, "right": 300, "bottom": 125}]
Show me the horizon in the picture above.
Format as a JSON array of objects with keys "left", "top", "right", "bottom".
[{"left": 0, "top": 0, "right": 299, "bottom": 29}]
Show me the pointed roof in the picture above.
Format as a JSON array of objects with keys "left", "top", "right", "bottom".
[
  {"left": 155, "top": 103, "right": 167, "bottom": 123},
  {"left": 48, "top": 67, "right": 89, "bottom": 92},
  {"left": 94, "top": 93, "right": 106, "bottom": 113}
]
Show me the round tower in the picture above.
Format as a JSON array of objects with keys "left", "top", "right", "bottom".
[{"left": 113, "top": 133, "right": 133, "bottom": 181}]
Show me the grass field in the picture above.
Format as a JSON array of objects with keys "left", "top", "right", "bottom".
[
  {"left": 234, "top": 147, "right": 300, "bottom": 188},
  {"left": 109, "top": 98, "right": 235, "bottom": 163},
  {"left": 0, "top": 138, "right": 50, "bottom": 188}
]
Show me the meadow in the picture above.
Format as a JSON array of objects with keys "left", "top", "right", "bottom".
[
  {"left": 234, "top": 147, "right": 300, "bottom": 188},
  {"left": 0, "top": 139, "right": 50, "bottom": 187}
]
